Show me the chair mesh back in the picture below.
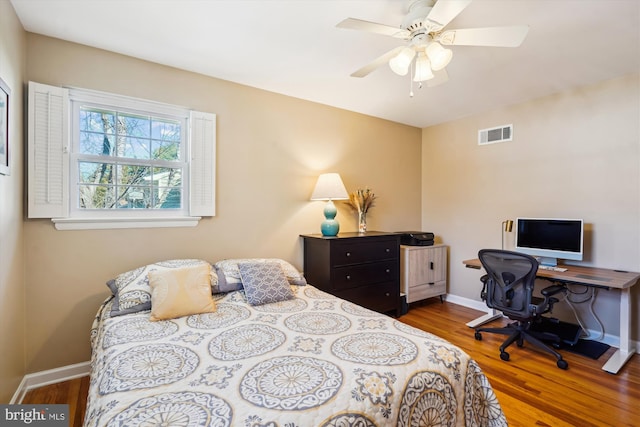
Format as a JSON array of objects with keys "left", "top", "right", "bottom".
[{"left": 478, "top": 249, "right": 538, "bottom": 318}]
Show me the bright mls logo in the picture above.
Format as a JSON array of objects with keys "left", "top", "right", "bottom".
[{"left": 0, "top": 405, "right": 68, "bottom": 426}]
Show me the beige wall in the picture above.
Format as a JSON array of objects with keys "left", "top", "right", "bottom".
[
  {"left": 23, "top": 34, "right": 422, "bottom": 372},
  {"left": 422, "top": 73, "right": 640, "bottom": 341},
  {"left": 0, "top": 0, "right": 26, "bottom": 403}
]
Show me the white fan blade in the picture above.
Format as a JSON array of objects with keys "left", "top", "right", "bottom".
[
  {"left": 350, "top": 46, "right": 406, "bottom": 78},
  {"left": 439, "top": 26, "right": 530, "bottom": 47},
  {"left": 426, "top": 68, "right": 449, "bottom": 87},
  {"left": 337, "top": 18, "right": 410, "bottom": 39},
  {"left": 427, "top": 0, "right": 472, "bottom": 29}
]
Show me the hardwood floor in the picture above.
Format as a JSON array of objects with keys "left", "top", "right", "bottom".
[
  {"left": 21, "top": 374, "right": 89, "bottom": 427},
  {"left": 400, "top": 299, "right": 640, "bottom": 427},
  {"left": 21, "top": 299, "right": 640, "bottom": 426}
]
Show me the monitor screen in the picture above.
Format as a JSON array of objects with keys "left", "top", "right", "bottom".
[{"left": 515, "top": 218, "right": 583, "bottom": 266}]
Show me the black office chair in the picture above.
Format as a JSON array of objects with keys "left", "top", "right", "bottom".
[{"left": 473, "top": 249, "right": 569, "bottom": 369}]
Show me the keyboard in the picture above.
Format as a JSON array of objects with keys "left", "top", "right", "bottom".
[{"left": 538, "top": 265, "right": 568, "bottom": 272}]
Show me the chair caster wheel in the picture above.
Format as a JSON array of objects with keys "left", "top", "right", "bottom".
[
  {"left": 557, "top": 359, "right": 568, "bottom": 370},
  {"left": 474, "top": 332, "right": 482, "bottom": 341},
  {"left": 517, "top": 339, "right": 524, "bottom": 348},
  {"left": 500, "top": 351, "right": 510, "bottom": 361}
]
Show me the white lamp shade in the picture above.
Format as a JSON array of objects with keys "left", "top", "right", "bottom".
[
  {"left": 425, "top": 42, "right": 452, "bottom": 71},
  {"left": 310, "top": 173, "right": 349, "bottom": 200},
  {"left": 389, "top": 47, "right": 416, "bottom": 76},
  {"left": 413, "top": 52, "right": 434, "bottom": 82}
]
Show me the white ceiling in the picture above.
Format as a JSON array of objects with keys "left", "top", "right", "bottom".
[{"left": 10, "top": 0, "right": 640, "bottom": 128}]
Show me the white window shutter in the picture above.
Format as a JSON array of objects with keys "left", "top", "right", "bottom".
[
  {"left": 28, "top": 82, "right": 69, "bottom": 218},
  {"left": 189, "top": 111, "right": 216, "bottom": 216}
]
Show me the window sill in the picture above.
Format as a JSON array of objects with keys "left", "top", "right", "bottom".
[{"left": 51, "top": 216, "right": 202, "bottom": 230}]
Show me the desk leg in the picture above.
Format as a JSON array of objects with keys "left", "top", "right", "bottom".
[
  {"left": 466, "top": 309, "right": 502, "bottom": 328},
  {"left": 601, "top": 287, "right": 635, "bottom": 374}
]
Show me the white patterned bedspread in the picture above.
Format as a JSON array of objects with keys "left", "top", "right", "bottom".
[{"left": 85, "top": 285, "right": 506, "bottom": 426}]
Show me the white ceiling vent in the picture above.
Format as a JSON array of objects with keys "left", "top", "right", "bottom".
[{"left": 478, "top": 124, "right": 513, "bottom": 145}]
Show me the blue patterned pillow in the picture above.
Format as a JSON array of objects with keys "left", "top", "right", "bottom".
[
  {"left": 215, "top": 258, "right": 306, "bottom": 293},
  {"left": 238, "top": 262, "right": 295, "bottom": 306}
]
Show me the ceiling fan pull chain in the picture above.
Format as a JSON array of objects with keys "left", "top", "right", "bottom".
[{"left": 409, "top": 67, "right": 414, "bottom": 97}]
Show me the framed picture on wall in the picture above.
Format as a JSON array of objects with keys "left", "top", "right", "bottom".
[{"left": 0, "top": 76, "right": 9, "bottom": 175}]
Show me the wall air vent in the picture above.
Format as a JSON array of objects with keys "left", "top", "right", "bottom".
[{"left": 478, "top": 124, "right": 513, "bottom": 145}]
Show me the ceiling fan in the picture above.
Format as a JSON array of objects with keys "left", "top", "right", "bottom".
[{"left": 337, "top": 0, "right": 529, "bottom": 89}]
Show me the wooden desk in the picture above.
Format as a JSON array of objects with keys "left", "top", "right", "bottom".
[{"left": 463, "top": 258, "right": 640, "bottom": 374}]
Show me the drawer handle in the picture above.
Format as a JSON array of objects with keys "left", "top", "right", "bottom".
[
  {"left": 385, "top": 292, "right": 390, "bottom": 297},
  {"left": 346, "top": 275, "right": 351, "bottom": 280},
  {"left": 385, "top": 248, "right": 390, "bottom": 253},
  {"left": 385, "top": 269, "right": 390, "bottom": 273},
  {"left": 430, "top": 262, "right": 434, "bottom": 270},
  {"left": 346, "top": 252, "right": 351, "bottom": 257},
  {"left": 429, "top": 282, "right": 435, "bottom": 285}
]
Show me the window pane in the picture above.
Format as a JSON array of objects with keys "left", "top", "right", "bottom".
[
  {"left": 79, "top": 162, "right": 114, "bottom": 184},
  {"left": 79, "top": 133, "right": 115, "bottom": 156},
  {"left": 120, "top": 136, "right": 151, "bottom": 159},
  {"left": 153, "top": 167, "right": 181, "bottom": 186},
  {"left": 118, "top": 186, "right": 151, "bottom": 209},
  {"left": 80, "top": 109, "right": 115, "bottom": 134},
  {"left": 152, "top": 167, "right": 182, "bottom": 209},
  {"left": 119, "top": 114, "right": 151, "bottom": 138},
  {"left": 152, "top": 119, "right": 181, "bottom": 161},
  {"left": 152, "top": 140, "right": 180, "bottom": 161},
  {"left": 156, "top": 187, "right": 182, "bottom": 209},
  {"left": 152, "top": 119, "right": 181, "bottom": 141},
  {"left": 78, "top": 184, "right": 115, "bottom": 209},
  {"left": 118, "top": 164, "right": 151, "bottom": 186}
]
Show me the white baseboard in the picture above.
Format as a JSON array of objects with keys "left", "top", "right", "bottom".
[
  {"left": 10, "top": 361, "right": 91, "bottom": 404},
  {"left": 442, "top": 293, "right": 488, "bottom": 312}
]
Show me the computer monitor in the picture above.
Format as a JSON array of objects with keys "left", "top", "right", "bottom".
[{"left": 515, "top": 218, "right": 583, "bottom": 266}]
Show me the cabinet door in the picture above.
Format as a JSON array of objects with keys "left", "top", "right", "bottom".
[
  {"left": 402, "top": 245, "right": 448, "bottom": 303},
  {"left": 429, "top": 246, "right": 447, "bottom": 283},
  {"left": 407, "top": 246, "right": 446, "bottom": 285}
]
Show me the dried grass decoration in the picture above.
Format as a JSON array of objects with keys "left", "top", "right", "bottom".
[{"left": 349, "top": 188, "right": 377, "bottom": 233}]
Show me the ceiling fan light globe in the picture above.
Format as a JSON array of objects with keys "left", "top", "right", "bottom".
[
  {"left": 389, "top": 47, "right": 415, "bottom": 76},
  {"left": 413, "top": 53, "right": 434, "bottom": 82},
  {"left": 426, "top": 42, "right": 453, "bottom": 71}
]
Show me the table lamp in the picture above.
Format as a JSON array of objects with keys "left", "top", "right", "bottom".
[
  {"left": 502, "top": 219, "right": 514, "bottom": 249},
  {"left": 310, "top": 173, "right": 349, "bottom": 236}
]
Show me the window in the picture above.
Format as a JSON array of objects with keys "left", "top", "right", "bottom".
[{"left": 28, "top": 82, "right": 216, "bottom": 230}]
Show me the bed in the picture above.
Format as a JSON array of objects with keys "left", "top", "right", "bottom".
[{"left": 85, "top": 258, "right": 506, "bottom": 426}]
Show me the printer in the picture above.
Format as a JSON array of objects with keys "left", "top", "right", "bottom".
[{"left": 397, "top": 231, "right": 435, "bottom": 246}]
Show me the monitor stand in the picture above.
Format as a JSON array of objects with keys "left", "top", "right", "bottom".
[{"left": 538, "top": 256, "right": 558, "bottom": 267}]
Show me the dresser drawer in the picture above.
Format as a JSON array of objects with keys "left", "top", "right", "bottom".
[
  {"left": 332, "top": 261, "right": 398, "bottom": 290},
  {"left": 330, "top": 238, "right": 398, "bottom": 266},
  {"left": 334, "top": 281, "right": 398, "bottom": 313}
]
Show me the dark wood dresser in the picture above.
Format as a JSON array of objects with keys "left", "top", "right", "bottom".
[{"left": 301, "top": 232, "right": 400, "bottom": 316}]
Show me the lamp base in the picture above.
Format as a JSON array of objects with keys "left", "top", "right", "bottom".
[
  {"left": 320, "top": 200, "right": 340, "bottom": 236},
  {"left": 321, "top": 220, "right": 340, "bottom": 236}
]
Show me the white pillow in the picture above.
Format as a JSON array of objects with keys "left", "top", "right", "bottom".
[
  {"left": 108, "top": 259, "right": 217, "bottom": 316},
  {"left": 148, "top": 263, "right": 216, "bottom": 321}
]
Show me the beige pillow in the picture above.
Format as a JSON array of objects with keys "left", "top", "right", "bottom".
[{"left": 148, "top": 264, "right": 216, "bottom": 321}]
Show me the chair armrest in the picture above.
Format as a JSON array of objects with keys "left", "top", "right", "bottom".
[
  {"left": 541, "top": 284, "right": 565, "bottom": 297},
  {"left": 480, "top": 274, "right": 489, "bottom": 301}
]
